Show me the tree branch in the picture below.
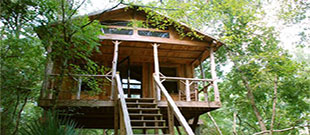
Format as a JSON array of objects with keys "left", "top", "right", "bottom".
[
  {"left": 207, "top": 112, "right": 223, "bottom": 135},
  {"left": 223, "top": 45, "right": 267, "bottom": 132},
  {"left": 12, "top": 94, "right": 29, "bottom": 135},
  {"left": 253, "top": 125, "right": 310, "bottom": 135},
  {"left": 66, "top": 0, "right": 87, "bottom": 21},
  {"left": 69, "top": 0, "right": 123, "bottom": 38}
]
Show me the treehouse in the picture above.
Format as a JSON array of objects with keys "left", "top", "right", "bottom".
[{"left": 38, "top": 6, "right": 223, "bottom": 135}]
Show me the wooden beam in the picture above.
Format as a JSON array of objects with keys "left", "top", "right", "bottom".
[
  {"left": 191, "top": 116, "right": 199, "bottom": 131},
  {"left": 101, "top": 45, "right": 202, "bottom": 55},
  {"left": 99, "top": 53, "right": 197, "bottom": 60},
  {"left": 191, "top": 47, "right": 210, "bottom": 67},
  {"left": 114, "top": 99, "right": 119, "bottom": 135},
  {"left": 160, "top": 76, "right": 213, "bottom": 82},
  {"left": 111, "top": 40, "right": 121, "bottom": 100},
  {"left": 168, "top": 106, "right": 175, "bottom": 135},
  {"left": 99, "top": 34, "right": 209, "bottom": 47},
  {"left": 153, "top": 43, "right": 161, "bottom": 101},
  {"left": 210, "top": 47, "right": 220, "bottom": 102}
]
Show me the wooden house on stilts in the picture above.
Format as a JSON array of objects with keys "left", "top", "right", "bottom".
[{"left": 38, "top": 6, "right": 223, "bottom": 135}]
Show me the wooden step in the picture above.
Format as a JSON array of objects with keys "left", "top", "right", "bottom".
[
  {"left": 126, "top": 102, "right": 157, "bottom": 105},
  {"left": 132, "top": 126, "right": 168, "bottom": 129},
  {"left": 128, "top": 108, "right": 159, "bottom": 111},
  {"left": 126, "top": 98, "right": 155, "bottom": 102},
  {"left": 131, "top": 120, "right": 165, "bottom": 123},
  {"left": 129, "top": 113, "right": 162, "bottom": 117}
]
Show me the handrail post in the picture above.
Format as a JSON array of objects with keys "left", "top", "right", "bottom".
[
  {"left": 185, "top": 80, "right": 190, "bottom": 101},
  {"left": 153, "top": 43, "right": 161, "bottom": 101},
  {"left": 111, "top": 40, "right": 121, "bottom": 100},
  {"left": 210, "top": 46, "right": 220, "bottom": 102}
]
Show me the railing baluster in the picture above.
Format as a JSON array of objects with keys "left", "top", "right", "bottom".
[
  {"left": 77, "top": 77, "right": 82, "bottom": 100},
  {"left": 185, "top": 80, "right": 190, "bottom": 101}
]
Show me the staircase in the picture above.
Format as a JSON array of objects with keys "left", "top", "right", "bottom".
[{"left": 126, "top": 98, "right": 170, "bottom": 135}]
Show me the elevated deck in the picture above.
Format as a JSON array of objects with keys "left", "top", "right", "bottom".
[{"left": 39, "top": 99, "right": 220, "bottom": 129}]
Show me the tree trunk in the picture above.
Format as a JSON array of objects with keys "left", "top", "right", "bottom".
[
  {"left": 233, "top": 112, "right": 237, "bottom": 135},
  {"left": 207, "top": 112, "right": 223, "bottom": 135},
  {"left": 224, "top": 45, "right": 267, "bottom": 133},
  {"left": 241, "top": 76, "right": 267, "bottom": 132},
  {"left": 12, "top": 95, "right": 29, "bottom": 135},
  {"left": 270, "top": 76, "right": 278, "bottom": 135}
]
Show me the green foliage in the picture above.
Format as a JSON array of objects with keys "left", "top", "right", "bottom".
[
  {"left": 20, "top": 110, "right": 79, "bottom": 135},
  {"left": 125, "top": 0, "right": 310, "bottom": 134},
  {"left": 70, "top": 61, "right": 110, "bottom": 95},
  {"left": 1, "top": 0, "right": 107, "bottom": 134}
]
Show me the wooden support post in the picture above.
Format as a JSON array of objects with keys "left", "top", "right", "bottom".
[
  {"left": 153, "top": 43, "right": 161, "bottom": 101},
  {"left": 114, "top": 99, "right": 119, "bottom": 135},
  {"left": 210, "top": 47, "right": 220, "bottom": 102},
  {"left": 192, "top": 116, "right": 199, "bottom": 131},
  {"left": 111, "top": 40, "right": 120, "bottom": 100},
  {"left": 77, "top": 77, "right": 82, "bottom": 99},
  {"left": 42, "top": 43, "right": 53, "bottom": 99},
  {"left": 120, "top": 105, "right": 125, "bottom": 135},
  {"left": 103, "top": 129, "right": 106, "bottom": 135},
  {"left": 168, "top": 105, "right": 175, "bottom": 135},
  {"left": 185, "top": 80, "right": 191, "bottom": 101},
  {"left": 114, "top": 81, "right": 119, "bottom": 135}
]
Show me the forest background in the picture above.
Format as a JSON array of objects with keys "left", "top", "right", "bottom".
[{"left": 1, "top": 0, "right": 310, "bottom": 134}]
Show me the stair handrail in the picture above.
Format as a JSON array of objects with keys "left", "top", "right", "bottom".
[
  {"left": 114, "top": 73, "right": 133, "bottom": 135},
  {"left": 153, "top": 74, "right": 195, "bottom": 135}
]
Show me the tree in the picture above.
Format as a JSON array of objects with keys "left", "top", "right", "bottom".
[
  {"left": 1, "top": 0, "right": 121, "bottom": 134},
  {"left": 1, "top": 0, "right": 45, "bottom": 134},
  {"left": 130, "top": 0, "right": 310, "bottom": 134}
]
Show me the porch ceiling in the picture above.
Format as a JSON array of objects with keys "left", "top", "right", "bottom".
[{"left": 91, "top": 40, "right": 211, "bottom": 66}]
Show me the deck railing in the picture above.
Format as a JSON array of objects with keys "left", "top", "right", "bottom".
[
  {"left": 159, "top": 73, "right": 218, "bottom": 102},
  {"left": 41, "top": 73, "right": 112, "bottom": 100},
  {"left": 153, "top": 73, "right": 195, "bottom": 135},
  {"left": 114, "top": 73, "right": 133, "bottom": 135}
]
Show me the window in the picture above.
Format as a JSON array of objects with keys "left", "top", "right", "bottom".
[
  {"left": 138, "top": 30, "right": 169, "bottom": 38},
  {"left": 101, "top": 21, "right": 132, "bottom": 27},
  {"left": 102, "top": 28, "right": 133, "bottom": 35},
  {"left": 122, "top": 79, "right": 142, "bottom": 89}
]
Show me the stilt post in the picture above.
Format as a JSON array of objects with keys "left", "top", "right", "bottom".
[
  {"left": 210, "top": 44, "right": 220, "bottom": 102},
  {"left": 153, "top": 43, "right": 161, "bottom": 101},
  {"left": 111, "top": 40, "right": 120, "bottom": 100},
  {"left": 168, "top": 105, "right": 175, "bottom": 135}
]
